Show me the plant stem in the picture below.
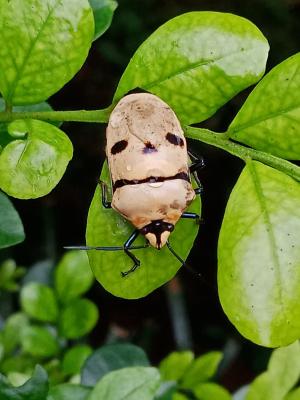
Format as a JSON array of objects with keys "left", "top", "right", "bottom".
[
  {"left": 185, "top": 126, "right": 300, "bottom": 182},
  {"left": 0, "top": 107, "right": 111, "bottom": 123}
]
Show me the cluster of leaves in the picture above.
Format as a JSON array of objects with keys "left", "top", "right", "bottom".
[
  {"left": 0, "top": 0, "right": 118, "bottom": 242},
  {"left": 0, "top": 0, "right": 299, "bottom": 351},
  {"left": 0, "top": 259, "right": 25, "bottom": 292},
  {"left": 0, "top": 251, "right": 96, "bottom": 386},
  {"left": 1, "top": 338, "right": 300, "bottom": 400}
]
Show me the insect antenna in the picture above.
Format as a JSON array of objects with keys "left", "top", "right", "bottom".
[{"left": 64, "top": 245, "right": 149, "bottom": 251}]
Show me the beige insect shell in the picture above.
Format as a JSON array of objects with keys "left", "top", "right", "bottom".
[{"left": 106, "top": 93, "right": 195, "bottom": 249}]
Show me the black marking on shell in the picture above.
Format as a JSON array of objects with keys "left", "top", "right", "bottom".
[
  {"left": 139, "top": 220, "right": 174, "bottom": 249},
  {"left": 166, "top": 132, "right": 184, "bottom": 147},
  {"left": 113, "top": 171, "right": 190, "bottom": 191},
  {"left": 111, "top": 140, "right": 128, "bottom": 155},
  {"left": 143, "top": 142, "right": 157, "bottom": 154}
]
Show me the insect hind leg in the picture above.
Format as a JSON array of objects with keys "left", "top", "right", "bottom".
[
  {"left": 121, "top": 230, "right": 142, "bottom": 277},
  {"left": 188, "top": 152, "right": 204, "bottom": 196}
]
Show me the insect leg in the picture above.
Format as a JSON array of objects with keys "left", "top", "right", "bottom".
[
  {"left": 181, "top": 212, "right": 204, "bottom": 225},
  {"left": 99, "top": 180, "right": 112, "bottom": 209},
  {"left": 188, "top": 152, "right": 204, "bottom": 196},
  {"left": 181, "top": 212, "right": 200, "bottom": 220},
  {"left": 121, "top": 230, "right": 142, "bottom": 277}
]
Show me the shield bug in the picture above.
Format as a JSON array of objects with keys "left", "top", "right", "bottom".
[{"left": 66, "top": 93, "right": 204, "bottom": 276}]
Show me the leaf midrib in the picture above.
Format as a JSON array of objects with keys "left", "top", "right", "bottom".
[
  {"left": 229, "top": 103, "right": 300, "bottom": 135},
  {"left": 7, "top": 0, "right": 60, "bottom": 103},
  {"left": 248, "top": 161, "right": 284, "bottom": 312},
  {"left": 137, "top": 46, "right": 258, "bottom": 91}
]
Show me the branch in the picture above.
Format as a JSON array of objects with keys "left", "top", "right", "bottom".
[
  {"left": 185, "top": 126, "right": 300, "bottom": 182},
  {"left": 0, "top": 107, "right": 112, "bottom": 124}
]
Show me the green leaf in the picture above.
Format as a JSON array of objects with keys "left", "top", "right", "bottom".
[
  {"left": 0, "top": 0, "right": 94, "bottom": 105},
  {"left": 0, "top": 119, "right": 73, "bottom": 199},
  {"left": 181, "top": 352, "right": 222, "bottom": 390},
  {"left": 59, "top": 298, "right": 99, "bottom": 339},
  {"left": 2, "top": 312, "right": 29, "bottom": 354},
  {"left": 0, "top": 259, "right": 25, "bottom": 291},
  {"left": 62, "top": 346, "right": 93, "bottom": 376},
  {"left": 0, "top": 355, "right": 36, "bottom": 375},
  {"left": 21, "top": 326, "right": 59, "bottom": 358},
  {"left": 228, "top": 53, "right": 300, "bottom": 160},
  {"left": 159, "top": 351, "right": 194, "bottom": 382},
  {"left": 48, "top": 384, "right": 91, "bottom": 400},
  {"left": 173, "top": 394, "right": 188, "bottom": 400},
  {"left": 0, "top": 99, "right": 61, "bottom": 147},
  {"left": 218, "top": 161, "right": 300, "bottom": 347},
  {"left": 87, "top": 367, "right": 160, "bottom": 400},
  {"left": 285, "top": 388, "right": 300, "bottom": 400},
  {"left": 267, "top": 342, "right": 300, "bottom": 395},
  {"left": 114, "top": 12, "right": 269, "bottom": 125},
  {"left": 89, "top": 0, "right": 118, "bottom": 41},
  {"left": 7, "top": 373, "right": 31, "bottom": 388},
  {"left": 55, "top": 251, "right": 94, "bottom": 303},
  {"left": 155, "top": 382, "right": 177, "bottom": 400},
  {"left": 0, "top": 365, "right": 48, "bottom": 400},
  {"left": 194, "top": 383, "right": 232, "bottom": 400},
  {"left": 81, "top": 343, "right": 149, "bottom": 386},
  {"left": 20, "top": 282, "right": 58, "bottom": 323},
  {"left": 0, "top": 192, "right": 24, "bottom": 249},
  {"left": 86, "top": 162, "right": 200, "bottom": 299},
  {"left": 246, "top": 342, "right": 300, "bottom": 400}
]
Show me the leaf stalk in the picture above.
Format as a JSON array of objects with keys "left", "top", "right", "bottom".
[{"left": 185, "top": 126, "right": 300, "bottom": 182}]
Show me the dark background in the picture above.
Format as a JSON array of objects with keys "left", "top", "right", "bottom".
[{"left": 2, "top": 0, "right": 300, "bottom": 392}]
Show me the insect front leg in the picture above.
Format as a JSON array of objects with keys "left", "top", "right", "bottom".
[
  {"left": 121, "top": 230, "right": 142, "bottom": 277},
  {"left": 99, "top": 180, "right": 112, "bottom": 208}
]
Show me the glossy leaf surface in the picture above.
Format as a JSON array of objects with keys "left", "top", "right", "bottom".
[
  {"left": 0, "top": 119, "right": 73, "bottom": 199},
  {"left": 0, "top": 365, "right": 48, "bottom": 400},
  {"left": 0, "top": 192, "right": 24, "bottom": 249},
  {"left": 48, "top": 384, "right": 91, "bottom": 400},
  {"left": 0, "top": 99, "right": 60, "bottom": 145},
  {"left": 229, "top": 53, "right": 300, "bottom": 160},
  {"left": 55, "top": 251, "right": 94, "bottom": 303},
  {"left": 114, "top": 12, "right": 269, "bottom": 125},
  {"left": 86, "top": 162, "right": 200, "bottom": 299},
  {"left": 20, "top": 282, "right": 58, "bottom": 323},
  {"left": 87, "top": 367, "right": 160, "bottom": 400},
  {"left": 59, "top": 299, "right": 99, "bottom": 339},
  {"left": 218, "top": 161, "right": 300, "bottom": 347},
  {"left": 81, "top": 343, "right": 149, "bottom": 386},
  {"left": 0, "top": 0, "right": 94, "bottom": 105},
  {"left": 89, "top": 0, "right": 118, "bottom": 41}
]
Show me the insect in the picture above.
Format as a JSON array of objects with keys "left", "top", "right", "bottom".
[{"left": 66, "top": 93, "right": 204, "bottom": 276}]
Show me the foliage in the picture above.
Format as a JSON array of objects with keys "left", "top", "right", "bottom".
[
  {"left": 0, "top": 333, "right": 299, "bottom": 400},
  {"left": 0, "top": 252, "right": 97, "bottom": 385},
  {"left": 0, "top": 0, "right": 298, "bottom": 361}
]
